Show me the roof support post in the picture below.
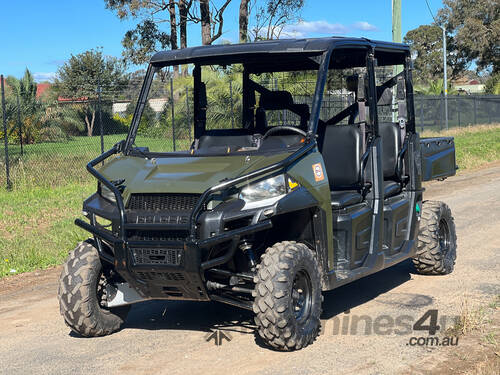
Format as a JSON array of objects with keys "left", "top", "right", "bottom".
[
  {"left": 404, "top": 55, "right": 416, "bottom": 134},
  {"left": 193, "top": 65, "right": 204, "bottom": 139},
  {"left": 366, "top": 50, "right": 379, "bottom": 137},
  {"left": 310, "top": 50, "right": 332, "bottom": 136},
  {"left": 242, "top": 68, "right": 255, "bottom": 130},
  {"left": 124, "top": 64, "right": 155, "bottom": 154}
]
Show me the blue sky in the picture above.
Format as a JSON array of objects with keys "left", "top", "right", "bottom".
[{"left": 0, "top": 0, "right": 444, "bottom": 81}]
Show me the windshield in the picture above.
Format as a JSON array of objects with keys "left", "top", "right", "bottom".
[{"left": 125, "top": 60, "right": 322, "bottom": 155}]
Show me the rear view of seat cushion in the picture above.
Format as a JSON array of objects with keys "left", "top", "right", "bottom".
[
  {"left": 197, "top": 129, "right": 254, "bottom": 150},
  {"left": 259, "top": 134, "right": 304, "bottom": 150},
  {"left": 320, "top": 125, "right": 362, "bottom": 191},
  {"left": 383, "top": 181, "right": 401, "bottom": 197},
  {"left": 331, "top": 191, "right": 362, "bottom": 209},
  {"left": 379, "top": 122, "right": 401, "bottom": 179}
]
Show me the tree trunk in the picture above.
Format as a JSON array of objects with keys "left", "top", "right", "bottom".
[
  {"left": 84, "top": 110, "right": 96, "bottom": 137},
  {"left": 179, "top": 0, "right": 188, "bottom": 49},
  {"left": 169, "top": 0, "right": 179, "bottom": 77},
  {"left": 199, "top": 0, "right": 212, "bottom": 45},
  {"left": 239, "top": 0, "right": 250, "bottom": 43},
  {"left": 179, "top": 0, "right": 189, "bottom": 76}
]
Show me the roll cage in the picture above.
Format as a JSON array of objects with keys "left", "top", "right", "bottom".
[
  {"left": 82, "top": 37, "right": 415, "bottom": 252},
  {"left": 123, "top": 37, "right": 414, "bottom": 155}
]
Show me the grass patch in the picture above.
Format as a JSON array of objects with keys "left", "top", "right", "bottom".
[
  {"left": 0, "top": 125, "right": 499, "bottom": 277},
  {"left": 0, "top": 183, "right": 94, "bottom": 277},
  {"left": 0, "top": 134, "right": 191, "bottom": 189},
  {"left": 447, "top": 295, "right": 499, "bottom": 337}
]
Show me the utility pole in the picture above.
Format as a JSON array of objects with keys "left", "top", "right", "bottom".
[
  {"left": 442, "top": 25, "right": 449, "bottom": 130},
  {"left": 392, "top": 0, "right": 402, "bottom": 44},
  {"left": 424, "top": 0, "right": 448, "bottom": 130},
  {"left": 392, "top": 0, "right": 402, "bottom": 122}
]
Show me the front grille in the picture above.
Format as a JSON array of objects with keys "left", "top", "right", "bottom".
[
  {"left": 128, "top": 230, "right": 188, "bottom": 242},
  {"left": 131, "top": 248, "right": 182, "bottom": 265},
  {"left": 127, "top": 213, "right": 189, "bottom": 225},
  {"left": 128, "top": 193, "right": 200, "bottom": 211},
  {"left": 135, "top": 271, "right": 185, "bottom": 281}
]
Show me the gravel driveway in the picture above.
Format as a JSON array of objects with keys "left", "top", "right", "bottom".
[{"left": 1, "top": 163, "right": 499, "bottom": 375}]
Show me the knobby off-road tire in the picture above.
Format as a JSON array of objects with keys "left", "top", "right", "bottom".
[
  {"left": 253, "top": 241, "right": 322, "bottom": 351},
  {"left": 58, "top": 240, "right": 130, "bottom": 337},
  {"left": 413, "top": 201, "right": 457, "bottom": 275}
]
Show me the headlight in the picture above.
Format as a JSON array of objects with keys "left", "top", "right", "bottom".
[
  {"left": 239, "top": 175, "right": 287, "bottom": 209},
  {"left": 100, "top": 184, "right": 117, "bottom": 203}
]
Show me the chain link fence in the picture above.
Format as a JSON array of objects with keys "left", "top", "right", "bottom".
[{"left": 1, "top": 73, "right": 499, "bottom": 190}]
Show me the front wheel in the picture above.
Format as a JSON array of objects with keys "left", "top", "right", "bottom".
[
  {"left": 58, "top": 240, "right": 130, "bottom": 337},
  {"left": 253, "top": 241, "right": 322, "bottom": 351},
  {"left": 413, "top": 201, "right": 457, "bottom": 275}
]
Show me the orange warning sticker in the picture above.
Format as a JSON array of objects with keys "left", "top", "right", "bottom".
[{"left": 312, "top": 163, "right": 324, "bottom": 182}]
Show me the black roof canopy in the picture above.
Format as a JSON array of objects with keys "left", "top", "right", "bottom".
[{"left": 150, "top": 37, "right": 410, "bottom": 71}]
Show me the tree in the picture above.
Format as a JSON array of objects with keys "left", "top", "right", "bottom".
[
  {"left": 122, "top": 20, "right": 171, "bottom": 65},
  {"left": 485, "top": 73, "right": 500, "bottom": 94},
  {"left": 437, "top": 0, "right": 500, "bottom": 74},
  {"left": 404, "top": 25, "right": 467, "bottom": 83},
  {"left": 414, "top": 78, "right": 458, "bottom": 95},
  {"left": 251, "top": 0, "right": 304, "bottom": 40},
  {"left": 106, "top": 0, "right": 231, "bottom": 67},
  {"left": 55, "top": 49, "right": 127, "bottom": 136},
  {"left": 239, "top": 0, "right": 250, "bottom": 42}
]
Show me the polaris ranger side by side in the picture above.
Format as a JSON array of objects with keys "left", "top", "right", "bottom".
[{"left": 58, "top": 37, "right": 458, "bottom": 350}]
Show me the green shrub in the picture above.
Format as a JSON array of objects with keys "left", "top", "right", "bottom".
[{"left": 37, "top": 126, "right": 71, "bottom": 143}]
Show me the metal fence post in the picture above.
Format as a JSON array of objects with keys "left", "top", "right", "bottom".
[
  {"left": 457, "top": 97, "right": 461, "bottom": 127},
  {"left": 419, "top": 97, "right": 424, "bottom": 133},
  {"left": 473, "top": 96, "right": 477, "bottom": 125},
  {"left": 170, "top": 78, "right": 176, "bottom": 151},
  {"left": 488, "top": 97, "right": 492, "bottom": 123},
  {"left": 186, "top": 87, "right": 191, "bottom": 142},
  {"left": 16, "top": 93, "right": 23, "bottom": 156},
  {"left": 229, "top": 80, "right": 235, "bottom": 129},
  {"left": 1, "top": 75, "right": 12, "bottom": 190},
  {"left": 97, "top": 79, "right": 104, "bottom": 154}
]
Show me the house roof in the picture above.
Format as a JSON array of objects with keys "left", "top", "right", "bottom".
[
  {"left": 36, "top": 83, "right": 51, "bottom": 98},
  {"left": 150, "top": 37, "right": 410, "bottom": 70}
]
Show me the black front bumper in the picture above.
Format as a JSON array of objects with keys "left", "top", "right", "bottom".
[
  {"left": 75, "top": 211, "right": 272, "bottom": 302},
  {"left": 77, "top": 142, "right": 308, "bottom": 302}
]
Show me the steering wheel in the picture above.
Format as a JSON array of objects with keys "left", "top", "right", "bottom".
[{"left": 262, "top": 126, "right": 307, "bottom": 139}]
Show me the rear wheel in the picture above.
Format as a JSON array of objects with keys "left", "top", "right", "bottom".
[
  {"left": 413, "top": 201, "right": 457, "bottom": 275},
  {"left": 253, "top": 241, "right": 322, "bottom": 351},
  {"left": 58, "top": 240, "right": 130, "bottom": 337}
]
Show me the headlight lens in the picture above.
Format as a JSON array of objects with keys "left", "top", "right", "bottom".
[
  {"left": 239, "top": 175, "right": 286, "bottom": 203},
  {"left": 100, "top": 184, "right": 116, "bottom": 203}
]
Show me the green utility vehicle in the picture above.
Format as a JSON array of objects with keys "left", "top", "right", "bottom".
[{"left": 58, "top": 37, "right": 457, "bottom": 350}]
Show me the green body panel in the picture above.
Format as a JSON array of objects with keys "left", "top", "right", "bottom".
[
  {"left": 286, "top": 149, "right": 334, "bottom": 270},
  {"left": 97, "top": 148, "right": 335, "bottom": 268},
  {"left": 98, "top": 151, "right": 295, "bottom": 203}
]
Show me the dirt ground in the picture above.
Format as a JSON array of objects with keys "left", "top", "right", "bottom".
[{"left": 1, "top": 163, "right": 499, "bottom": 375}]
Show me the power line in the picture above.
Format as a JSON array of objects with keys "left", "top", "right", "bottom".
[{"left": 424, "top": 0, "right": 439, "bottom": 25}]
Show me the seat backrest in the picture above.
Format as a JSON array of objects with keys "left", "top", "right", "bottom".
[
  {"left": 379, "top": 122, "right": 401, "bottom": 180},
  {"left": 257, "top": 91, "right": 310, "bottom": 130},
  {"left": 319, "top": 125, "right": 362, "bottom": 191}
]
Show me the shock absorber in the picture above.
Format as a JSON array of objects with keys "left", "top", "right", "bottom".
[{"left": 239, "top": 240, "right": 256, "bottom": 271}]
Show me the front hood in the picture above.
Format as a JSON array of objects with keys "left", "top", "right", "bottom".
[{"left": 97, "top": 152, "right": 292, "bottom": 195}]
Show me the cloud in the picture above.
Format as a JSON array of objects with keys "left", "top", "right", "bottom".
[
  {"left": 352, "top": 21, "right": 379, "bottom": 32},
  {"left": 280, "top": 20, "right": 379, "bottom": 38},
  {"left": 33, "top": 72, "right": 56, "bottom": 82},
  {"left": 281, "top": 21, "right": 349, "bottom": 38}
]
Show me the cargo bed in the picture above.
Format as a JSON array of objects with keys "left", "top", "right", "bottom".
[{"left": 420, "top": 137, "right": 457, "bottom": 181}]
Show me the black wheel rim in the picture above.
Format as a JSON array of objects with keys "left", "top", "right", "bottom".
[
  {"left": 291, "top": 269, "right": 313, "bottom": 323},
  {"left": 438, "top": 219, "right": 451, "bottom": 256}
]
